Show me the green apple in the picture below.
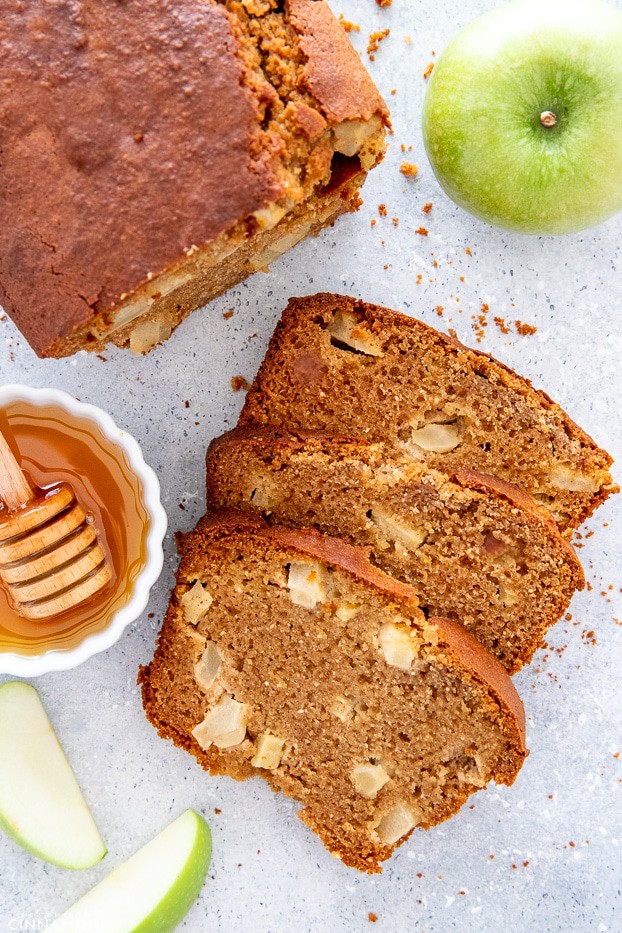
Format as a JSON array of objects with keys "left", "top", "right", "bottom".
[
  {"left": 422, "top": 0, "right": 622, "bottom": 234},
  {"left": 48, "top": 809, "right": 212, "bottom": 933},
  {"left": 0, "top": 681, "right": 106, "bottom": 869}
]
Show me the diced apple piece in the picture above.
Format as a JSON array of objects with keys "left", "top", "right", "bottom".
[
  {"left": 351, "top": 762, "right": 390, "bottom": 799},
  {"left": 48, "top": 810, "right": 211, "bottom": 933},
  {"left": 194, "top": 642, "right": 222, "bottom": 693},
  {"left": 0, "top": 682, "right": 106, "bottom": 870},
  {"left": 409, "top": 422, "right": 462, "bottom": 453},
  {"left": 287, "top": 560, "right": 326, "bottom": 609},
  {"left": 375, "top": 804, "right": 418, "bottom": 845},
  {"left": 335, "top": 602, "right": 361, "bottom": 622},
  {"left": 379, "top": 621, "right": 418, "bottom": 671},
  {"left": 371, "top": 509, "right": 428, "bottom": 552},
  {"left": 549, "top": 464, "right": 599, "bottom": 492},
  {"left": 329, "top": 309, "right": 384, "bottom": 357},
  {"left": 192, "top": 694, "right": 248, "bottom": 750},
  {"left": 180, "top": 581, "right": 213, "bottom": 625},
  {"left": 251, "top": 733, "right": 286, "bottom": 770}
]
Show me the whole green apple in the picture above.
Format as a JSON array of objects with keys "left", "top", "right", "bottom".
[{"left": 422, "top": 0, "right": 622, "bottom": 234}]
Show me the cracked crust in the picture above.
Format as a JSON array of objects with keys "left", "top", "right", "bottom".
[{"left": 0, "top": 2, "right": 387, "bottom": 357}]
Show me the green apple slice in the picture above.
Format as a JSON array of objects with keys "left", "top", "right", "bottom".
[
  {"left": 48, "top": 809, "right": 212, "bottom": 933},
  {"left": 0, "top": 681, "right": 106, "bottom": 869}
]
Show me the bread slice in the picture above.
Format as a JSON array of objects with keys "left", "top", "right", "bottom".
[
  {"left": 205, "top": 428, "right": 584, "bottom": 673},
  {"left": 140, "top": 510, "right": 527, "bottom": 873},
  {"left": 239, "top": 293, "right": 617, "bottom": 531}
]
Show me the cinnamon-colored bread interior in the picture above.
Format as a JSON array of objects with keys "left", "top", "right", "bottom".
[
  {"left": 205, "top": 430, "right": 584, "bottom": 672},
  {"left": 140, "top": 512, "right": 526, "bottom": 872}
]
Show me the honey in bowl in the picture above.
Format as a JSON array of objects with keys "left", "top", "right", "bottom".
[{"left": 0, "top": 401, "right": 149, "bottom": 656}]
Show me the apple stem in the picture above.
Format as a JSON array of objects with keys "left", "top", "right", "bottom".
[{"left": 540, "top": 111, "right": 557, "bottom": 128}]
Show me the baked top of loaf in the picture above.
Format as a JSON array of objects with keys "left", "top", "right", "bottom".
[
  {"left": 0, "top": 2, "right": 387, "bottom": 356},
  {"left": 140, "top": 509, "right": 527, "bottom": 873},
  {"left": 205, "top": 427, "right": 584, "bottom": 672},
  {"left": 239, "top": 293, "right": 617, "bottom": 531}
]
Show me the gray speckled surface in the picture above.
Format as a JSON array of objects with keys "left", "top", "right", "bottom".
[{"left": 1, "top": 1, "right": 621, "bottom": 930}]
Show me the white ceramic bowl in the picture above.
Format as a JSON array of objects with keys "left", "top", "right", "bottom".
[{"left": 0, "top": 385, "right": 167, "bottom": 677}]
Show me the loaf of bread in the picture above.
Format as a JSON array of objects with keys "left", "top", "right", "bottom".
[
  {"left": 0, "top": 4, "right": 387, "bottom": 357},
  {"left": 140, "top": 510, "right": 527, "bottom": 873},
  {"left": 205, "top": 428, "right": 584, "bottom": 672},
  {"left": 240, "top": 294, "right": 617, "bottom": 531}
]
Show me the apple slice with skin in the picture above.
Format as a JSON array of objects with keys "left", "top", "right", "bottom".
[
  {"left": 48, "top": 809, "right": 212, "bottom": 933},
  {"left": 0, "top": 681, "right": 106, "bottom": 869}
]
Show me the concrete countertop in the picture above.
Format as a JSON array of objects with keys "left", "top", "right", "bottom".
[{"left": 1, "top": 1, "right": 620, "bottom": 930}]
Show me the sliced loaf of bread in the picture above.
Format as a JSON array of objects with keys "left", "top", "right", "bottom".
[
  {"left": 140, "top": 510, "right": 527, "bottom": 873},
  {"left": 205, "top": 429, "right": 584, "bottom": 672},
  {"left": 239, "top": 293, "right": 617, "bottom": 531}
]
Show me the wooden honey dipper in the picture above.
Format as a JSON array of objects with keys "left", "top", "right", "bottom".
[{"left": 0, "top": 428, "right": 112, "bottom": 620}]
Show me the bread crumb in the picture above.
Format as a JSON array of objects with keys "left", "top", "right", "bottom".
[
  {"left": 422, "top": 202, "right": 433, "bottom": 214},
  {"left": 392, "top": 217, "right": 399, "bottom": 227},
  {"left": 371, "top": 218, "right": 377, "bottom": 227},
  {"left": 423, "top": 62, "right": 435, "bottom": 79},
  {"left": 338, "top": 14, "right": 360, "bottom": 32},
  {"left": 368, "top": 914, "right": 378, "bottom": 924},
  {"left": 465, "top": 246, "right": 472, "bottom": 256},
  {"left": 378, "top": 203, "right": 387, "bottom": 217},
  {"left": 400, "top": 161, "right": 419, "bottom": 178},
  {"left": 223, "top": 310, "right": 234, "bottom": 320},
  {"left": 415, "top": 226, "right": 428, "bottom": 236},
  {"left": 390, "top": 88, "right": 397, "bottom": 95},
  {"left": 367, "top": 29, "right": 390, "bottom": 60},
  {"left": 515, "top": 319, "right": 537, "bottom": 336},
  {"left": 436, "top": 305, "right": 444, "bottom": 317},
  {"left": 231, "top": 375, "right": 251, "bottom": 392},
  {"left": 375, "top": 0, "right": 392, "bottom": 6}
]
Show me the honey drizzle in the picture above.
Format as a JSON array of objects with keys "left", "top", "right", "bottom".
[{"left": 0, "top": 402, "right": 149, "bottom": 656}]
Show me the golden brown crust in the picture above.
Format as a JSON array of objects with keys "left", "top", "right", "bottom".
[{"left": 287, "top": 0, "right": 390, "bottom": 125}]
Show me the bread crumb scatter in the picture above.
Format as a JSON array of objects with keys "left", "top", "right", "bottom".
[
  {"left": 367, "top": 29, "right": 390, "bottom": 60},
  {"left": 338, "top": 14, "right": 360, "bottom": 32},
  {"left": 422, "top": 202, "right": 433, "bottom": 214},
  {"left": 423, "top": 62, "right": 435, "bottom": 79},
  {"left": 223, "top": 310, "right": 234, "bottom": 320},
  {"left": 415, "top": 226, "right": 428, "bottom": 236},
  {"left": 231, "top": 375, "right": 251, "bottom": 392},
  {"left": 400, "top": 161, "right": 419, "bottom": 178},
  {"left": 392, "top": 217, "right": 399, "bottom": 227},
  {"left": 378, "top": 203, "right": 387, "bottom": 216}
]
